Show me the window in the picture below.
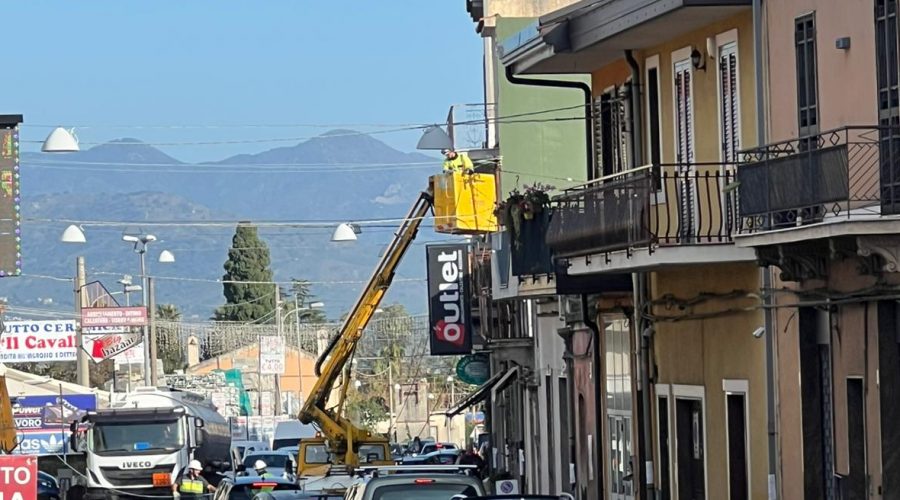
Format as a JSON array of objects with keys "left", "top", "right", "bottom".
[
  {"left": 875, "top": 0, "right": 900, "bottom": 213},
  {"left": 718, "top": 40, "right": 740, "bottom": 162},
  {"left": 594, "top": 86, "right": 630, "bottom": 178},
  {"left": 646, "top": 55, "right": 662, "bottom": 190},
  {"left": 605, "top": 317, "right": 633, "bottom": 499},
  {"left": 795, "top": 14, "right": 819, "bottom": 135},
  {"left": 674, "top": 51, "right": 696, "bottom": 241}
]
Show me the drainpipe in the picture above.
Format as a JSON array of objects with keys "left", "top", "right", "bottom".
[
  {"left": 504, "top": 66, "right": 594, "bottom": 180},
  {"left": 581, "top": 294, "right": 605, "bottom": 499},
  {"left": 754, "top": 0, "right": 778, "bottom": 498},
  {"left": 626, "top": 49, "right": 655, "bottom": 500}
]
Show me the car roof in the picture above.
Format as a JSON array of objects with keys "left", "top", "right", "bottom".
[
  {"left": 227, "top": 475, "right": 297, "bottom": 486},
  {"left": 246, "top": 450, "right": 294, "bottom": 457},
  {"left": 363, "top": 473, "right": 480, "bottom": 486}
]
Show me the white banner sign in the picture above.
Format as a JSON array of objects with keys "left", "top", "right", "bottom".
[
  {"left": 86, "top": 333, "right": 142, "bottom": 362},
  {"left": 0, "top": 320, "right": 78, "bottom": 363},
  {"left": 259, "top": 336, "right": 285, "bottom": 375}
]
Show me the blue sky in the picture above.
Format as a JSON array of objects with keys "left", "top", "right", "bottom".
[{"left": 6, "top": 1, "right": 484, "bottom": 162}]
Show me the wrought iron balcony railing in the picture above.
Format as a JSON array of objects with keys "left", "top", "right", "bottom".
[
  {"left": 738, "top": 126, "right": 899, "bottom": 231},
  {"left": 547, "top": 164, "right": 743, "bottom": 258}
]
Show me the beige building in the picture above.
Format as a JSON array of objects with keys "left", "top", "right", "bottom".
[
  {"left": 500, "top": 1, "right": 768, "bottom": 498},
  {"left": 732, "top": 0, "right": 900, "bottom": 498}
]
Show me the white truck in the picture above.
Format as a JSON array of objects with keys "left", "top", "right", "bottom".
[{"left": 68, "top": 387, "right": 230, "bottom": 500}]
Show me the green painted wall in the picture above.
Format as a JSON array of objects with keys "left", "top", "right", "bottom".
[{"left": 495, "top": 18, "right": 589, "bottom": 198}]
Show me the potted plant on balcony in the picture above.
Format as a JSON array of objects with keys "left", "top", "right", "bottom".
[{"left": 494, "top": 183, "right": 555, "bottom": 276}]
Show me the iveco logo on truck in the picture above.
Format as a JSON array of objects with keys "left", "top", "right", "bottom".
[
  {"left": 120, "top": 461, "right": 152, "bottom": 469},
  {"left": 427, "top": 244, "right": 472, "bottom": 355}
]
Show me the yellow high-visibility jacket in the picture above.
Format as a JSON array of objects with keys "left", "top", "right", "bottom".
[{"left": 443, "top": 153, "right": 474, "bottom": 172}]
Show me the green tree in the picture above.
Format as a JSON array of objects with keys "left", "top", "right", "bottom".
[
  {"left": 156, "top": 304, "right": 185, "bottom": 373},
  {"left": 214, "top": 223, "right": 276, "bottom": 322}
]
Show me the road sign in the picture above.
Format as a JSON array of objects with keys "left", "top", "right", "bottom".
[
  {"left": 81, "top": 307, "right": 147, "bottom": 327},
  {"left": 0, "top": 455, "right": 37, "bottom": 499}
]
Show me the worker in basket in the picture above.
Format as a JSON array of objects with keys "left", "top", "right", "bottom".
[
  {"left": 442, "top": 148, "right": 474, "bottom": 174},
  {"left": 173, "top": 460, "right": 216, "bottom": 498}
]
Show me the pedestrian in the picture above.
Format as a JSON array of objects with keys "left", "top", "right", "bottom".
[
  {"left": 442, "top": 149, "right": 474, "bottom": 174},
  {"left": 411, "top": 436, "right": 422, "bottom": 455},
  {"left": 456, "top": 444, "right": 486, "bottom": 479},
  {"left": 254, "top": 459, "right": 273, "bottom": 478},
  {"left": 172, "top": 460, "right": 215, "bottom": 499}
]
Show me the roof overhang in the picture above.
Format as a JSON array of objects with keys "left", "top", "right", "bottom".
[
  {"left": 499, "top": 0, "right": 750, "bottom": 75},
  {"left": 445, "top": 366, "right": 519, "bottom": 417},
  {"left": 0, "top": 115, "right": 23, "bottom": 127}
]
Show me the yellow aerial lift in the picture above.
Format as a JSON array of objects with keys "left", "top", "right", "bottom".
[
  {"left": 296, "top": 171, "right": 496, "bottom": 480},
  {"left": 0, "top": 374, "right": 15, "bottom": 453}
]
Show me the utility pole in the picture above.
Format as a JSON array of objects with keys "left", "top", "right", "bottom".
[
  {"left": 74, "top": 256, "right": 89, "bottom": 387},
  {"left": 148, "top": 277, "right": 158, "bottom": 387},
  {"left": 274, "top": 283, "right": 282, "bottom": 416}
]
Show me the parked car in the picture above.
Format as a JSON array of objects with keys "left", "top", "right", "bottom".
[
  {"left": 343, "top": 467, "right": 484, "bottom": 500},
  {"left": 214, "top": 476, "right": 301, "bottom": 500},
  {"left": 239, "top": 450, "right": 297, "bottom": 479},
  {"left": 418, "top": 442, "right": 457, "bottom": 455},
  {"left": 400, "top": 449, "right": 461, "bottom": 466},
  {"left": 250, "top": 491, "right": 344, "bottom": 500},
  {"left": 232, "top": 440, "right": 271, "bottom": 463},
  {"left": 37, "top": 471, "right": 60, "bottom": 500}
]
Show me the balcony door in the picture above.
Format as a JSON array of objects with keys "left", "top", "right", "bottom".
[
  {"left": 875, "top": 0, "right": 900, "bottom": 213},
  {"left": 673, "top": 51, "right": 696, "bottom": 242},
  {"left": 717, "top": 32, "right": 740, "bottom": 234}
]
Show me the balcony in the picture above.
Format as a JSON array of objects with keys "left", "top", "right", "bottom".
[
  {"left": 737, "top": 126, "right": 900, "bottom": 233},
  {"left": 548, "top": 164, "right": 746, "bottom": 262}
]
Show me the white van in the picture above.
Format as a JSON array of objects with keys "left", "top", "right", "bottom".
[
  {"left": 272, "top": 420, "right": 317, "bottom": 450},
  {"left": 230, "top": 439, "right": 271, "bottom": 465}
]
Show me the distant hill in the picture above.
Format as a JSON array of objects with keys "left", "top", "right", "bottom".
[{"left": 9, "top": 132, "right": 447, "bottom": 319}]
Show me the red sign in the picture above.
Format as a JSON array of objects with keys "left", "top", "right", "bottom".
[
  {"left": 0, "top": 455, "right": 37, "bottom": 500},
  {"left": 81, "top": 307, "right": 147, "bottom": 327}
]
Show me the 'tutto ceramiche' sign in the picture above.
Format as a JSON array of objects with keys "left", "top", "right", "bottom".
[
  {"left": 80, "top": 307, "right": 147, "bottom": 327},
  {"left": 426, "top": 243, "right": 473, "bottom": 356},
  {"left": 0, "top": 321, "right": 78, "bottom": 363}
]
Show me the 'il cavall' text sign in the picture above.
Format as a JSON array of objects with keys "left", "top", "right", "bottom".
[{"left": 80, "top": 306, "right": 147, "bottom": 328}]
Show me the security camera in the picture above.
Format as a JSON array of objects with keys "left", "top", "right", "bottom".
[{"left": 752, "top": 327, "right": 766, "bottom": 339}]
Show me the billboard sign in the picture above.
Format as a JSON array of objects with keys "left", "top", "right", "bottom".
[
  {"left": 259, "top": 336, "right": 285, "bottom": 375},
  {"left": 426, "top": 243, "right": 473, "bottom": 355},
  {"left": 80, "top": 307, "right": 147, "bottom": 328},
  {"left": 0, "top": 122, "right": 22, "bottom": 278},
  {"left": 87, "top": 332, "right": 142, "bottom": 362},
  {"left": 0, "top": 320, "right": 78, "bottom": 363},
  {"left": 0, "top": 455, "right": 37, "bottom": 499},
  {"left": 11, "top": 394, "right": 96, "bottom": 456}
]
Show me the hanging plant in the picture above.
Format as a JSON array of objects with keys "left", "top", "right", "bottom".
[{"left": 495, "top": 183, "right": 554, "bottom": 248}]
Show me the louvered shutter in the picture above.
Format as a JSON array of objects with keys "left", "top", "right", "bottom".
[
  {"left": 719, "top": 43, "right": 740, "bottom": 162},
  {"left": 674, "top": 59, "right": 695, "bottom": 240}
]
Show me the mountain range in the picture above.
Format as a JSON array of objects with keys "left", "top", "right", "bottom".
[{"left": 2, "top": 131, "right": 447, "bottom": 320}]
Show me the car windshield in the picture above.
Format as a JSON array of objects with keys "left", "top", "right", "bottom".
[
  {"left": 371, "top": 483, "right": 479, "bottom": 500},
  {"left": 91, "top": 420, "right": 182, "bottom": 455},
  {"left": 244, "top": 454, "right": 290, "bottom": 469},
  {"left": 228, "top": 482, "right": 298, "bottom": 500}
]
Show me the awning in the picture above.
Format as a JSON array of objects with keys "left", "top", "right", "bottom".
[
  {"left": 446, "top": 367, "right": 519, "bottom": 418},
  {"left": 499, "top": 0, "right": 750, "bottom": 75}
]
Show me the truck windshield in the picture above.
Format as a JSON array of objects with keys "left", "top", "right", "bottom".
[{"left": 91, "top": 419, "right": 183, "bottom": 455}]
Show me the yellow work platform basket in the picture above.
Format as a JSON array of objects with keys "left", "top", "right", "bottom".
[{"left": 430, "top": 172, "right": 498, "bottom": 235}]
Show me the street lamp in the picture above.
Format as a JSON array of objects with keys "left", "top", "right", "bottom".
[
  {"left": 60, "top": 226, "right": 90, "bottom": 387},
  {"left": 121, "top": 233, "right": 174, "bottom": 386},
  {"left": 42, "top": 128, "right": 80, "bottom": 153},
  {"left": 286, "top": 301, "right": 324, "bottom": 403},
  {"left": 331, "top": 223, "right": 360, "bottom": 242}
]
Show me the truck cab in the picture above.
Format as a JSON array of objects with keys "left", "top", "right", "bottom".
[
  {"left": 296, "top": 437, "right": 392, "bottom": 491},
  {"left": 71, "top": 407, "right": 208, "bottom": 499}
]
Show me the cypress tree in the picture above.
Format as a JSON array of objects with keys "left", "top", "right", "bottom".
[{"left": 214, "top": 223, "right": 276, "bottom": 322}]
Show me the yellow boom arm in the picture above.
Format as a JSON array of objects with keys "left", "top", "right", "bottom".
[
  {"left": 0, "top": 375, "right": 17, "bottom": 453},
  {"left": 298, "top": 182, "right": 434, "bottom": 467}
]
